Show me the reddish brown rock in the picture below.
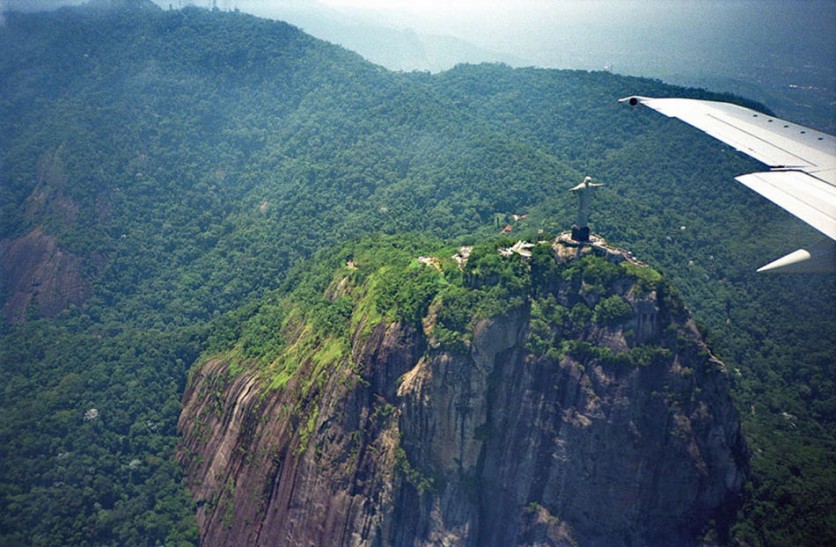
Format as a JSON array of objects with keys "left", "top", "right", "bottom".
[
  {"left": 1, "top": 227, "right": 91, "bottom": 323},
  {"left": 178, "top": 262, "right": 747, "bottom": 546}
]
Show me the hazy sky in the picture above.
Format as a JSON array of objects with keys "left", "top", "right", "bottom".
[
  {"left": 3, "top": 0, "right": 833, "bottom": 128},
  {"left": 255, "top": 1, "right": 836, "bottom": 127},
  {"left": 4, "top": 0, "right": 833, "bottom": 74},
  {"left": 4, "top": 0, "right": 833, "bottom": 76}
]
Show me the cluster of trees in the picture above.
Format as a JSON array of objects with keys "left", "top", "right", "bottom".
[
  {"left": 0, "top": 4, "right": 832, "bottom": 545},
  {"left": 0, "top": 321, "right": 200, "bottom": 545}
]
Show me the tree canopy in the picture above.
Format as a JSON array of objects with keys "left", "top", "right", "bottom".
[{"left": 0, "top": 5, "right": 832, "bottom": 545}]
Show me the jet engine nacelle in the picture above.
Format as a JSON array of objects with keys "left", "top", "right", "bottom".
[{"left": 618, "top": 96, "right": 644, "bottom": 107}]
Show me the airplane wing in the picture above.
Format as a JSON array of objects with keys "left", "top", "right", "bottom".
[{"left": 620, "top": 96, "right": 836, "bottom": 273}]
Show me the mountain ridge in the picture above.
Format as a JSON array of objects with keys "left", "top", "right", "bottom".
[
  {"left": 0, "top": 5, "right": 832, "bottom": 545},
  {"left": 83, "top": 0, "right": 161, "bottom": 12}
]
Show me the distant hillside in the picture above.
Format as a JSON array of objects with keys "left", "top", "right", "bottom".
[
  {"left": 0, "top": 4, "right": 832, "bottom": 546},
  {"left": 246, "top": 1, "right": 835, "bottom": 134},
  {"left": 242, "top": 2, "right": 522, "bottom": 73}
]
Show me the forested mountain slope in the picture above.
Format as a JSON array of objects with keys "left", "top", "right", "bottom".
[{"left": 0, "top": 3, "right": 832, "bottom": 545}]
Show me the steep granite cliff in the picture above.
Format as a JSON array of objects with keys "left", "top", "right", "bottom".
[{"left": 178, "top": 236, "right": 747, "bottom": 546}]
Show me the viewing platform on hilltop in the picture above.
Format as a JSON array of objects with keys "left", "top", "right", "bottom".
[
  {"left": 553, "top": 231, "right": 647, "bottom": 268},
  {"left": 446, "top": 233, "right": 647, "bottom": 271}
]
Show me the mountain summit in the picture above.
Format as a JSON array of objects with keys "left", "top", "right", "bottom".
[{"left": 178, "top": 236, "right": 748, "bottom": 545}]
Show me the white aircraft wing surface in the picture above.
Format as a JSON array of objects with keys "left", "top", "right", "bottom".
[
  {"left": 620, "top": 96, "right": 836, "bottom": 272},
  {"left": 737, "top": 171, "right": 835, "bottom": 240}
]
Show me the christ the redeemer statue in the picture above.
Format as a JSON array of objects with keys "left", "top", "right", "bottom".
[{"left": 570, "top": 176, "right": 604, "bottom": 242}]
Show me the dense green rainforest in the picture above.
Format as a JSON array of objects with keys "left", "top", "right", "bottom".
[{"left": 0, "top": 2, "right": 832, "bottom": 545}]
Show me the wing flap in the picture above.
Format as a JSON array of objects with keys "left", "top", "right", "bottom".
[
  {"left": 621, "top": 95, "right": 836, "bottom": 271},
  {"left": 736, "top": 171, "right": 836, "bottom": 240}
]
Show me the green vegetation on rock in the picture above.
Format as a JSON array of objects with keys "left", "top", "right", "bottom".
[
  {"left": 210, "top": 237, "right": 673, "bottom": 395},
  {"left": 0, "top": 4, "right": 832, "bottom": 545}
]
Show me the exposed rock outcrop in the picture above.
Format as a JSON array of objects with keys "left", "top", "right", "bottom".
[
  {"left": 178, "top": 240, "right": 748, "bottom": 546},
  {"left": 1, "top": 147, "right": 96, "bottom": 323},
  {"left": 0, "top": 227, "right": 91, "bottom": 323}
]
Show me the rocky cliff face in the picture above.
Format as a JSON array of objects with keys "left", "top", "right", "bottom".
[
  {"left": 178, "top": 238, "right": 748, "bottom": 546},
  {"left": 1, "top": 148, "right": 94, "bottom": 323},
  {"left": 0, "top": 227, "right": 92, "bottom": 323}
]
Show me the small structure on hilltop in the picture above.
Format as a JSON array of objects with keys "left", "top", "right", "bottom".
[
  {"left": 499, "top": 240, "right": 535, "bottom": 258},
  {"left": 452, "top": 246, "right": 472, "bottom": 269},
  {"left": 553, "top": 231, "right": 647, "bottom": 268}
]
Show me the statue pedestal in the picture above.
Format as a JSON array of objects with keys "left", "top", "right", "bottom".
[{"left": 571, "top": 225, "right": 590, "bottom": 242}]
